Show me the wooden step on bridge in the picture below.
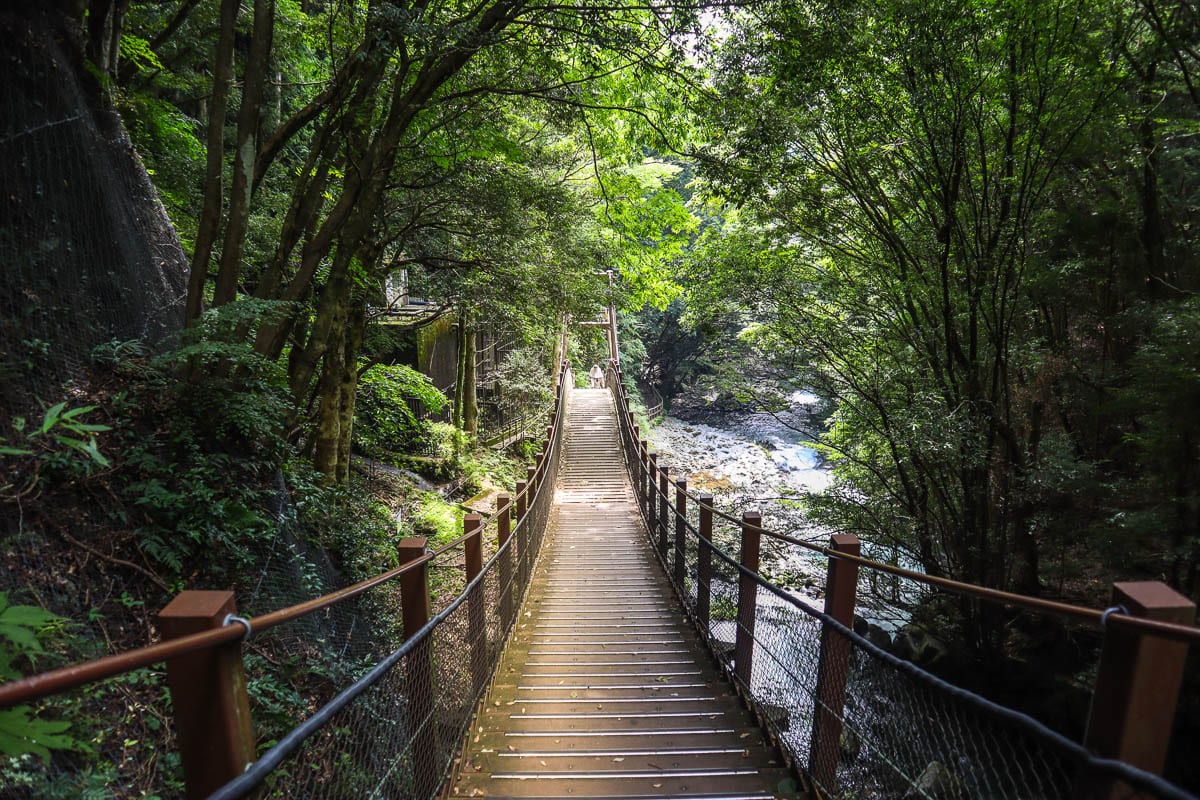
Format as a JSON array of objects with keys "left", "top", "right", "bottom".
[{"left": 449, "top": 389, "right": 797, "bottom": 800}]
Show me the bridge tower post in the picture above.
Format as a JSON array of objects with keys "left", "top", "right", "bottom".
[
  {"left": 674, "top": 478, "right": 688, "bottom": 586},
  {"left": 735, "top": 512, "right": 762, "bottom": 690},
  {"left": 696, "top": 494, "right": 714, "bottom": 634},
  {"left": 397, "top": 536, "right": 439, "bottom": 799},
  {"left": 159, "top": 590, "right": 256, "bottom": 800},
  {"left": 1081, "top": 581, "right": 1195, "bottom": 797},
  {"left": 808, "top": 533, "right": 861, "bottom": 792}
]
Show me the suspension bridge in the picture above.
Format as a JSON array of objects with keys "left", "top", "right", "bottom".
[{"left": 2, "top": 361, "right": 1199, "bottom": 800}]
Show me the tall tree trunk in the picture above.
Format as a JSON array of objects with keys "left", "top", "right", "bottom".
[
  {"left": 311, "top": 291, "right": 353, "bottom": 483},
  {"left": 312, "top": 356, "right": 342, "bottom": 482},
  {"left": 453, "top": 311, "right": 467, "bottom": 429},
  {"left": 85, "top": 0, "right": 129, "bottom": 79},
  {"left": 463, "top": 319, "right": 478, "bottom": 437},
  {"left": 334, "top": 302, "right": 368, "bottom": 483},
  {"left": 214, "top": 0, "right": 275, "bottom": 307},
  {"left": 1126, "top": 55, "right": 1164, "bottom": 304},
  {"left": 186, "top": 0, "right": 237, "bottom": 322},
  {"left": 289, "top": 250, "right": 352, "bottom": 401}
]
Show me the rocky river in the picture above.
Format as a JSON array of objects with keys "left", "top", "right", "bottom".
[
  {"left": 643, "top": 392, "right": 1078, "bottom": 798},
  {"left": 647, "top": 388, "right": 917, "bottom": 632}
]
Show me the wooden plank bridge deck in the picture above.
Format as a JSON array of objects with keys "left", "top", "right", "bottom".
[{"left": 449, "top": 388, "right": 795, "bottom": 800}]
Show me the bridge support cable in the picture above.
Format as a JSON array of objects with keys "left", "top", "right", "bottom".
[{"left": 604, "top": 361, "right": 1200, "bottom": 800}]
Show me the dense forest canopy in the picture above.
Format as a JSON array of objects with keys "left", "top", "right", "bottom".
[
  {"left": 2, "top": 0, "right": 1200, "bottom": 793},
  {"left": 677, "top": 0, "right": 1200, "bottom": 621}
]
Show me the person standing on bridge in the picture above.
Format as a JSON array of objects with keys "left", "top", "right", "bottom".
[{"left": 588, "top": 363, "right": 604, "bottom": 388}]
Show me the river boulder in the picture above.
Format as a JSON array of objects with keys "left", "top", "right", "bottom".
[
  {"left": 891, "top": 624, "right": 949, "bottom": 668},
  {"left": 902, "top": 760, "right": 961, "bottom": 799}
]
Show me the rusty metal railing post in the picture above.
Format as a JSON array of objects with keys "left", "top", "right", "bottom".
[
  {"left": 159, "top": 590, "right": 255, "bottom": 800},
  {"left": 464, "top": 514, "right": 487, "bottom": 695},
  {"left": 674, "top": 478, "right": 687, "bottom": 587},
  {"left": 398, "top": 537, "right": 437, "bottom": 799},
  {"left": 497, "top": 493, "right": 514, "bottom": 630},
  {"left": 658, "top": 466, "right": 670, "bottom": 554},
  {"left": 809, "top": 533, "right": 861, "bottom": 791},
  {"left": 647, "top": 450, "right": 658, "bottom": 529},
  {"left": 1079, "top": 582, "right": 1196, "bottom": 798},
  {"left": 735, "top": 512, "right": 761, "bottom": 690},
  {"left": 697, "top": 494, "right": 714, "bottom": 635}
]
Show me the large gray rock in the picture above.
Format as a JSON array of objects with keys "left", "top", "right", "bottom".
[
  {"left": 891, "top": 625, "right": 949, "bottom": 667},
  {"left": 902, "top": 760, "right": 961, "bottom": 799}
]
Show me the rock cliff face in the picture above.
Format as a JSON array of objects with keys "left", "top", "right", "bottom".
[{"left": 0, "top": 6, "right": 187, "bottom": 417}]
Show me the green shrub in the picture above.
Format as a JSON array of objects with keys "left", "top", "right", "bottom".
[
  {"left": 424, "top": 421, "right": 468, "bottom": 465},
  {"left": 96, "top": 305, "right": 294, "bottom": 580},
  {"left": 354, "top": 364, "right": 447, "bottom": 458},
  {"left": 496, "top": 348, "right": 552, "bottom": 415}
]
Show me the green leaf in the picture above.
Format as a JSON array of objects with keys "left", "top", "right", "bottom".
[
  {"left": 39, "top": 401, "right": 67, "bottom": 434},
  {"left": 0, "top": 605, "right": 59, "bottom": 629},
  {"left": 65, "top": 423, "right": 113, "bottom": 433},
  {"left": 80, "top": 438, "right": 111, "bottom": 468},
  {"left": 59, "top": 405, "right": 97, "bottom": 421},
  {"left": 0, "top": 622, "right": 43, "bottom": 652},
  {"left": 0, "top": 706, "right": 80, "bottom": 762}
]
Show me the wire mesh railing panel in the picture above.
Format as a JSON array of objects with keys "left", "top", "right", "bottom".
[
  {"left": 706, "top": 541, "right": 740, "bottom": 671},
  {"left": 737, "top": 584, "right": 823, "bottom": 765},
  {"left": 431, "top": 583, "right": 480, "bottom": 782},
  {"left": 266, "top": 653, "right": 418, "bottom": 799},
  {"left": 605, "top": 366, "right": 1199, "bottom": 800},
  {"left": 819, "top": 624, "right": 1076, "bottom": 798},
  {"left": 197, "top": 370, "right": 570, "bottom": 800}
]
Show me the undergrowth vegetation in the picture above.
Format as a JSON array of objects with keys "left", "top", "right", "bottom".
[{"left": 0, "top": 322, "right": 553, "bottom": 796}]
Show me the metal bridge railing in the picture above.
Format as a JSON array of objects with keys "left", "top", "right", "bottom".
[
  {"left": 0, "top": 363, "right": 572, "bottom": 800},
  {"left": 606, "top": 360, "right": 1200, "bottom": 800},
  {"left": 480, "top": 402, "right": 553, "bottom": 449}
]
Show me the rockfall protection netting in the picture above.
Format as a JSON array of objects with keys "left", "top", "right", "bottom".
[
  {"left": 0, "top": 11, "right": 187, "bottom": 421},
  {"left": 0, "top": 13, "right": 191, "bottom": 797},
  {"left": 608, "top": 368, "right": 1200, "bottom": 800}
]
